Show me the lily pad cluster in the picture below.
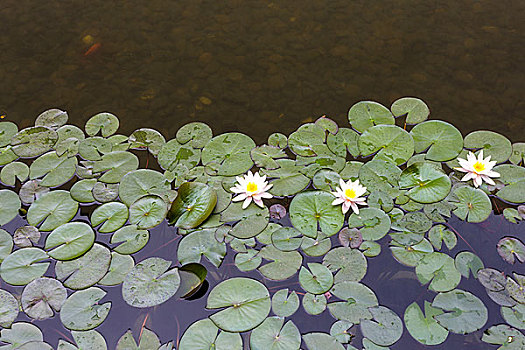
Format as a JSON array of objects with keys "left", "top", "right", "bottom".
[{"left": 0, "top": 99, "right": 523, "bottom": 349}]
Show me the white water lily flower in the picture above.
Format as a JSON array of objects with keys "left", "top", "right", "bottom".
[
  {"left": 331, "top": 179, "right": 367, "bottom": 214},
  {"left": 456, "top": 150, "right": 500, "bottom": 188},
  {"left": 230, "top": 171, "right": 273, "bottom": 209}
]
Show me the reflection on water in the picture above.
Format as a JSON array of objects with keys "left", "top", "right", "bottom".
[{"left": 1, "top": 1, "right": 525, "bottom": 143}]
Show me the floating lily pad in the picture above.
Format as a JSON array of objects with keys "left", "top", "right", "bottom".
[
  {"left": 250, "top": 317, "right": 301, "bottom": 350},
  {"left": 410, "top": 120, "right": 463, "bottom": 161},
  {"left": 494, "top": 164, "right": 525, "bottom": 203},
  {"left": 60, "top": 287, "right": 111, "bottom": 331},
  {"left": 85, "top": 112, "right": 119, "bottom": 137},
  {"left": 348, "top": 208, "right": 391, "bottom": 241},
  {"left": 454, "top": 251, "right": 484, "bottom": 278},
  {"left": 358, "top": 159, "right": 401, "bottom": 197},
  {"left": 11, "top": 126, "right": 58, "bottom": 158},
  {"left": 21, "top": 277, "right": 67, "bottom": 320},
  {"left": 158, "top": 139, "right": 201, "bottom": 171},
  {"left": 234, "top": 249, "right": 261, "bottom": 272},
  {"left": 111, "top": 225, "right": 150, "bottom": 255},
  {"left": 482, "top": 324, "right": 525, "bottom": 349},
  {"left": 168, "top": 182, "right": 216, "bottom": 229},
  {"left": 0, "top": 229, "right": 13, "bottom": 262},
  {"left": 299, "top": 262, "right": 334, "bottom": 294},
  {"left": 129, "top": 128, "right": 166, "bottom": 155},
  {"left": 390, "top": 238, "right": 434, "bottom": 267},
  {"left": 178, "top": 318, "right": 242, "bottom": 350},
  {"left": 0, "top": 289, "right": 18, "bottom": 327},
  {"left": 27, "top": 190, "right": 78, "bottom": 231},
  {"left": 176, "top": 122, "right": 213, "bottom": 149},
  {"left": 510, "top": 143, "right": 525, "bottom": 165},
  {"left": 428, "top": 224, "right": 457, "bottom": 251},
  {"left": 35, "top": 108, "right": 68, "bottom": 129},
  {"left": 0, "top": 121, "right": 18, "bottom": 147},
  {"left": 29, "top": 151, "right": 77, "bottom": 187},
  {"left": 91, "top": 202, "right": 129, "bottom": 233},
  {"left": 497, "top": 237, "right": 525, "bottom": 264},
  {"left": 431, "top": 289, "right": 488, "bottom": 334},
  {"left": 288, "top": 123, "right": 325, "bottom": 157},
  {"left": 0, "top": 189, "right": 21, "bottom": 225},
  {"left": 289, "top": 191, "right": 344, "bottom": 238},
  {"left": 201, "top": 132, "right": 255, "bottom": 176},
  {"left": 92, "top": 182, "right": 119, "bottom": 202},
  {"left": 272, "top": 288, "right": 300, "bottom": 318},
  {"left": 175, "top": 263, "right": 207, "bottom": 299},
  {"left": 0, "top": 247, "right": 49, "bottom": 285},
  {"left": 251, "top": 145, "right": 287, "bottom": 169},
  {"left": 220, "top": 201, "right": 269, "bottom": 239},
  {"left": 1, "top": 161, "right": 29, "bottom": 186},
  {"left": 55, "top": 243, "right": 111, "bottom": 289},
  {"left": 451, "top": 186, "right": 492, "bottom": 223},
  {"left": 178, "top": 228, "right": 226, "bottom": 267},
  {"left": 391, "top": 97, "right": 429, "bottom": 124},
  {"left": 399, "top": 162, "right": 451, "bottom": 203},
  {"left": 129, "top": 195, "right": 168, "bottom": 229},
  {"left": 0, "top": 146, "right": 18, "bottom": 166},
  {"left": 262, "top": 159, "right": 310, "bottom": 196},
  {"left": 70, "top": 179, "right": 96, "bottom": 203},
  {"left": 416, "top": 252, "right": 461, "bottom": 292},
  {"left": 45, "top": 222, "right": 95, "bottom": 260},
  {"left": 302, "top": 292, "right": 327, "bottom": 315},
  {"left": 312, "top": 170, "right": 341, "bottom": 192},
  {"left": 327, "top": 128, "right": 360, "bottom": 158},
  {"left": 464, "top": 130, "right": 512, "bottom": 163},
  {"left": 358, "top": 125, "right": 414, "bottom": 165},
  {"left": 301, "top": 231, "right": 332, "bottom": 257},
  {"left": 119, "top": 169, "right": 171, "bottom": 206},
  {"left": 58, "top": 330, "right": 108, "bottom": 350},
  {"left": 92, "top": 151, "right": 139, "bottom": 183},
  {"left": 268, "top": 132, "right": 288, "bottom": 149},
  {"left": 330, "top": 320, "right": 354, "bottom": 344},
  {"left": 404, "top": 301, "right": 448, "bottom": 345},
  {"left": 98, "top": 252, "right": 134, "bottom": 286},
  {"left": 258, "top": 245, "right": 302, "bottom": 280},
  {"left": 272, "top": 227, "right": 303, "bottom": 251},
  {"left": 0, "top": 322, "right": 44, "bottom": 349},
  {"left": 207, "top": 277, "right": 270, "bottom": 332},
  {"left": 55, "top": 125, "right": 85, "bottom": 155},
  {"left": 360, "top": 306, "right": 403, "bottom": 346},
  {"left": 122, "top": 257, "right": 180, "bottom": 308},
  {"left": 303, "top": 332, "right": 345, "bottom": 350},
  {"left": 328, "top": 282, "right": 377, "bottom": 324},
  {"left": 323, "top": 247, "right": 367, "bottom": 283},
  {"left": 116, "top": 328, "right": 161, "bottom": 350},
  {"left": 348, "top": 101, "right": 394, "bottom": 133}
]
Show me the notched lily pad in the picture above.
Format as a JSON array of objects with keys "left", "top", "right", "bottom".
[
  {"left": 168, "top": 182, "right": 217, "bottom": 229},
  {"left": 497, "top": 237, "right": 525, "bottom": 264}
]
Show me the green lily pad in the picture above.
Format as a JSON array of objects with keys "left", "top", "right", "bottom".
[
  {"left": 399, "top": 162, "right": 451, "bottom": 203},
  {"left": 92, "top": 182, "right": 119, "bottom": 202},
  {"left": 60, "top": 287, "right": 111, "bottom": 331},
  {"left": 0, "top": 247, "right": 49, "bottom": 285},
  {"left": 482, "top": 324, "right": 525, "bottom": 349},
  {"left": 55, "top": 125, "right": 85, "bottom": 156},
  {"left": 497, "top": 237, "right": 525, "bottom": 264},
  {"left": 431, "top": 289, "right": 488, "bottom": 334},
  {"left": 85, "top": 112, "right": 119, "bottom": 137},
  {"left": 262, "top": 159, "right": 310, "bottom": 197},
  {"left": 251, "top": 145, "right": 287, "bottom": 170},
  {"left": 0, "top": 229, "right": 13, "bottom": 263},
  {"left": 201, "top": 132, "right": 255, "bottom": 176},
  {"left": 328, "top": 281, "right": 378, "bottom": 324},
  {"left": 454, "top": 251, "right": 484, "bottom": 278},
  {"left": 29, "top": 151, "right": 77, "bottom": 187},
  {"left": 410, "top": 120, "right": 463, "bottom": 162},
  {"left": 258, "top": 245, "right": 302, "bottom": 280},
  {"left": 168, "top": 182, "right": 216, "bottom": 229},
  {"left": 302, "top": 293, "right": 327, "bottom": 315},
  {"left": 268, "top": 132, "right": 288, "bottom": 149},
  {"left": 416, "top": 252, "right": 461, "bottom": 292},
  {"left": 35, "top": 108, "right": 68, "bottom": 129},
  {"left": 390, "top": 238, "right": 434, "bottom": 267},
  {"left": 111, "top": 225, "right": 150, "bottom": 255},
  {"left": 428, "top": 224, "right": 457, "bottom": 251},
  {"left": 391, "top": 97, "right": 429, "bottom": 124},
  {"left": 301, "top": 231, "right": 332, "bottom": 257},
  {"left": 0, "top": 189, "right": 21, "bottom": 225},
  {"left": 404, "top": 301, "right": 448, "bottom": 345},
  {"left": 272, "top": 227, "right": 303, "bottom": 251},
  {"left": 119, "top": 169, "right": 171, "bottom": 206},
  {"left": 116, "top": 328, "right": 160, "bottom": 350},
  {"left": 98, "top": 252, "right": 135, "bottom": 286},
  {"left": 91, "top": 202, "right": 129, "bottom": 233},
  {"left": 92, "top": 151, "right": 139, "bottom": 183},
  {"left": 360, "top": 306, "right": 403, "bottom": 347},
  {"left": 348, "top": 101, "right": 394, "bottom": 133},
  {"left": 303, "top": 332, "right": 345, "bottom": 350},
  {"left": 158, "top": 139, "right": 201, "bottom": 171},
  {"left": 0, "top": 289, "right": 19, "bottom": 327},
  {"left": 289, "top": 191, "right": 344, "bottom": 238},
  {"left": 312, "top": 170, "right": 341, "bottom": 192},
  {"left": 1, "top": 161, "right": 29, "bottom": 186},
  {"left": 55, "top": 243, "right": 111, "bottom": 289},
  {"left": 122, "top": 257, "right": 180, "bottom": 308},
  {"left": 220, "top": 201, "right": 269, "bottom": 239},
  {"left": 288, "top": 123, "right": 325, "bottom": 157},
  {"left": 299, "top": 262, "right": 334, "bottom": 294},
  {"left": 234, "top": 249, "right": 261, "bottom": 272},
  {"left": 178, "top": 318, "right": 242, "bottom": 350},
  {"left": 250, "top": 317, "right": 301, "bottom": 350},
  {"left": 11, "top": 126, "right": 58, "bottom": 158},
  {"left": 330, "top": 320, "right": 354, "bottom": 343},
  {"left": 45, "top": 222, "right": 95, "bottom": 260},
  {"left": 70, "top": 179, "right": 96, "bottom": 203},
  {"left": 358, "top": 159, "right": 401, "bottom": 197},
  {"left": 128, "top": 128, "right": 166, "bottom": 155},
  {"left": 175, "top": 263, "right": 207, "bottom": 299},
  {"left": 176, "top": 122, "right": 213, "bottom": 149},
  {"left": 464, "top": 130, "right": 512, "bottom": 163},
  {"left": 21, "top": 277, "right": 67, "bottom": 320},
  {"left": 0, "top": 322, "right": 44, "bottom": 349},
  {"left": 510, "top": 143, "right": 525, "bottom": 165},
  {"left": 0, "top": 121, "right": 18, "bottom": 147},
  {"left": 27, "top": 190, "right": 78, "bottom": 231},
  {"left": 178, "top": 228, "right": 226, "bottom": 267},
  {"left": 129, "top": 195, "right": 168, "bottom": 229},
  {"left": 323, "top": 247, "right": 367, "bottom": 283},
  {"left": 272, "top": 288, "right": 300, "bottom": 318},
  {"left": 358, "top": 125, "right": 414, "bottom": 165},
  {"left": 451, "top": 186, "right": 492, "bottom": 223},
  {"left": 501, "top": 303, "right": 525, "bottom": 330},
  {"left": 494, "top": 164, "right": 525, "bottom": 203},
  {"left": 327, "top": 128, "right": 360, "bottom": 158},
  {"left": 207, "top": 277, "right": 271, "bottom": 332},
  {"left": 348, "top": 208, "right": 391, "bottom": 241},
  {"left": 58, "top": 330, "right": 108, "bottom": 350}
]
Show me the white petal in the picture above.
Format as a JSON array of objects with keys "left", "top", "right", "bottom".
[
  {"left": 242, "top": 196, "right": 253, "bottom": 209},
  {"left": 342, "top": 202, "right": 350, "bottom": 214},
  {"left": 455, "top": 167, "right": 469, "bottom": 173},
  {"left": 481, "top": 175, "right": 495, "bottom": 185},
  {"left": 253, "top": 198, "right": 264, "bottom": 208},
  {"left": 461, "top": 172, "right": 476, "bottom": 182},
  {"left": 339, "top": 179, "right": 346, "bottom": 189},
  {"left": 232, "top": 193, "right": 248, "bottom": 202},
  {"left": 332, "top": 197, "right": 345, "bottom": 206},
  {"left": 350, "top": 202, "right": 359, "bottom": 214},
  {"left": 473, "top": 175, "right": 482, "bottom": 188},
  {"left": 260, "top": 192, "right": 273, "bottom": 199},
  {"left": 485, "top": 170, "right": 500, "bottom": 178}
]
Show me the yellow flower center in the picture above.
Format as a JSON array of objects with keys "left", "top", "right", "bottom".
[
  {"left": 344, "top": 188, "right": 356, "bottom": 199},
  {"left": 473, "top": 161, "right": 485, "bottom": 172},
  {"left": 246, "top": 182, "right": 258, "bottom": 192}
]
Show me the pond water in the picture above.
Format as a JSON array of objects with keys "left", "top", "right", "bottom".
[{"left": 0, "top": 1, "right": 524, "bottom": 349}]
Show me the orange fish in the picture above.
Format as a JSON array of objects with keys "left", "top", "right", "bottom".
[{"left": 84, "top": 42, "right": 101, "bottom": 56}]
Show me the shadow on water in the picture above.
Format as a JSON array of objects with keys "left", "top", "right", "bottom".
[{"left": 1, "top": 209, "right": 519, "bottom": 348}]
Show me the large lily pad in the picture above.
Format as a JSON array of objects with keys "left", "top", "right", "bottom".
[
  {"left": 176, "top": 122, "right": 213, "bottom": 149},
  {"left": 360, "top": 306, "right": 403, "bottom": 346},
  {"left": 262, "top": 159, "right": 310, "bottom": 197},
  {"left": 168, "top": 182, "right": 216, "bottom": 229},
  {"left": 122, "top": 257, "right": 180, "bottom": 308},
  {"left": 0, "top": 189, "right": 21, "bottom": 225},
  {"left": 399, "top": 162, "right": 451, "bottom": 203},
  {"left": 116, "top": 328, "right": 160, "bottom": 350},
  {"left": 303, "top": 332, "right": 345, "bottom": 350},
  {"left": 416, "top": 252, "right": 461, "bottom": 292},
  {"left": 1, "top": 161, "right": 29, "bottom": 186},
  {"left": 119, "top": 169, "right": 171, "bottom": 206},
  {"left": 348, "top": 207, "right": 391, "bottom": 241},
  {"left": 391, "top": 97, "right": 429, "bottom": 124},
  {"left": 85, "top": 112, "right": 119, "bottom": 137},
  {"left": 0, "top": 322, "right": 44, "bottom": 349},
  {"left": 129, "top": 195, "right": 168, "bottom": 229},
  {"left": 0, "top": 229, "right": 13, "bottom": 263},
  {"left": 91, "top": 202, "right": 129, "bottom": 233},
  {"left": 358, "top": 125, "right": 414, "bottom": 165},
  {"left": 404, "top": 301, "right": 448, "bottom": 345},
  {"left": 358, "top": 159, "right": 401, "bottom": 197},
  {"left": 272, "top": 288, "right": 300, "bottom": 318},
  {"left": 410, "top": 120, "right": 463, "bottom": 161},
  {"left": 111, "top": 225, "right": 149, "bottom": 255},
  {"left": 27, "top": 190, "right": 78, "bottom": 231},
  {"left": 201, "top": 132, "right": 255, "bottom": 176},
  {"left": 178, "top": 318, "right": 242, "bottom": 350},
  {"left": 21, "top": 277, "right": 67, "bottom": 320},
  {"left": 464, "top": 130, "right": 512, "bottom": 163},
  {"left": 348, "top": 101, "right": 394, "bottom": 133},
  {"left": 0, "top": 289, "right": 19, "bottom": 327},
  {"left": 495, "top": 164, "right": 525, "bottom": 203},
  {"left": 92, "top": 151, "right": 139, "bottom": 183},
  {"left": 128, "top": 128, "right": 166, "bottom": 155},
  {"left": 29, "top": 151, "right": 77, "bottom": 187},
  {"left": 323, "top": 247, "right": 367, "bottom": 283},
  {"left": 258, "top": 245, "right": 302, "bottom": 280},
  {"left": 45, "top": 222, "right": 95, "bottom": 260},
  {"left": 250, "top": 317, "right": 301, "bottom": 350},
  {"left": 207, "top": 277, "right": 270, "bottom": 332},
  {"left": 60, "top": 287, "right": 111, "bottom": 331},
  {"left": 289, "top": 191, "right": 344, "bottom": 238},
  {"left": 158, "top": 139, "right": 201, "bottom": 171},
  {"left": 220, "top": 201, "right": 269, "bottom": 239},
  {"left": 0, "top": 247, "right": 49, "bottom": 285},
  {"left": 99, "top": 252, "right": 135, "bottom": 286},
  {"left": 497, "top": 237, "right": 525, "bottom": 264},
  {"left": 177, "top": 228, "right": 226, "bottom": 267},
  {"left": 299, "top": 262, "right": 334, "bottom": 294},
  {"left": 450, "top": 186, "right": 492, "bottom": 223},
  {"left": 11, "top": 126, "right": 58, "bottom": 158}
]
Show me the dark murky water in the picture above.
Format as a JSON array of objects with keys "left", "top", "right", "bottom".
[{"left": 1, "top": 0, "right": 524, "bottom": 349}]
